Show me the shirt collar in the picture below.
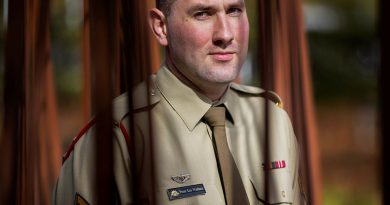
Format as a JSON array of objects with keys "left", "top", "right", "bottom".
[{"left": 155, "top": 66, "right": 235, "bottom": 130}]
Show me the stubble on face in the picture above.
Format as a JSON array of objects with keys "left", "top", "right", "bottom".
[{"left": 165, "top": 0, "right": 249, "bottom": 99}]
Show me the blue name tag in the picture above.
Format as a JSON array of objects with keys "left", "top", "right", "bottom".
[{"left": 167, "top": 184, "right": 206, "bottom": 201}]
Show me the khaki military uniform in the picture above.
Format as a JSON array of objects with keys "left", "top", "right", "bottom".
[{"left": 53, "top": 66, "right": 304, "bottom": 205}]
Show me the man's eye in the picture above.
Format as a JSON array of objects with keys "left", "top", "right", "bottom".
[
  {"left": 227, "top": 8, "right": 242, "bottom": 16},
  {"left": 194, "top": 11, "right": 211, "bottom": 20}
]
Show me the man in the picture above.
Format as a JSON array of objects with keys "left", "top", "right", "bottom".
[{"left": 53, "top": 0, "right": 304, "bottom": 204}]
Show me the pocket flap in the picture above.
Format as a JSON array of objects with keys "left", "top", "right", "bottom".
[{"left": 249, "top": 171, "right": 293, "bottom": 204}]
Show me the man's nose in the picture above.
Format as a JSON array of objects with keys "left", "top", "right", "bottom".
[{"left": 212, "top": 15, "right": 234, "bottom": 48}]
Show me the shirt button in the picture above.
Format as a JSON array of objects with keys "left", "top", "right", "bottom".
[{"left": 282, "top": 190, "right": 286, "bottom": 197}]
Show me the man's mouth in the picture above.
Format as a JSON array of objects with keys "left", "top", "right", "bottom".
[{"left": 209, "top": 52, "right": 235, "bottom": 61}]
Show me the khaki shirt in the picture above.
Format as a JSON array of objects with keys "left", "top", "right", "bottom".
[{"left": 53, "top": 66, "right": 303, "bottom": 205}]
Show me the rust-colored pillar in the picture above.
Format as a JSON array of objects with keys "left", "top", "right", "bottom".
[
  {"left": 380, "top": 0, "right": 390, "bottom": 203},
  {"left": 82, "top": 0, "right": 92, "bottom": 122},
  {"left": 82, "top": 0, "right": 161, "bottom": 203},
  {"left": 120, "top": 0, "right": 160, "bottom": 204},
  {"left": 82, "top": 0, "right": 160, "bottom": 115},
  {"left": 146, "top": 0, "right": 162, "bottom": 73},
  {"left": 288, "top": 1, "right": 322, "bottom": 204},
  {"left": 88, "top": 0, "right": 116, "bottom": 204},
  {"left": 257, "top": 0, "right": 322, "bottom": 204},
  {"left": 121, "top": 0, "right": 160, "bottom": 87},
  {"left": 0, "top": 0, "right": 26, "bottom": 203},
  {"left": 0, "top": 0, "right": 61, "bottom": 204}
]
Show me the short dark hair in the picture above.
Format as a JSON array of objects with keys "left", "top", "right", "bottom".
[{"left": 156, "top": 0, "right": 176, "bottom": 16}]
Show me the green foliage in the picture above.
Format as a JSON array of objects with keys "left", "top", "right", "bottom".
[
  {"left": 309, "top": 32, "right": 378, "bottom": 102},
  {"left": 55, "top": 68, "right": 81, "bottom": 105},
  {"left": 324, "top": 185, "right": 379, "bottom": 205},
  {"left": 246, "top": 0, "right": 259, "bottom": 52},
  {"left": 50, "top": 0, "right": 82, "bottom": 102},
  {"left": 50, "top": 0, "right": 81, "bottom": 71},
  {"left": 306, "top": 0, "right": 378, "bottom": 103}
]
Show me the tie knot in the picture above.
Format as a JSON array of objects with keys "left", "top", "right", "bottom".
[{"left": 204, "top": 106, "right": 226, "bottom": 127}]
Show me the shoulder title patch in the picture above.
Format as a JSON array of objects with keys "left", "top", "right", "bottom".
[{"left": 230, "top": 83, "right": 283, "bottom": 108}]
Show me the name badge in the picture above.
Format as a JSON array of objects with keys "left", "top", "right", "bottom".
[{"left": 167, "top": 184, "right": 206, "bottom": 201}]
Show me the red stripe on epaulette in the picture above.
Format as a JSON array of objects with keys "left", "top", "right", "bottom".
[
  {"left": 62, "top": 118, "right": 96, "bottom": 164},
  {"left": 119, "top": 121, "right": 129, "bottom": 144},
  {"left": 119, "top": 120, "right": 136, "bottom": 161}
]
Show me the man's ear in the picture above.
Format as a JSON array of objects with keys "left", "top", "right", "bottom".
[{"left": 148, "top": 8, "right": 168, "bottom": 46}]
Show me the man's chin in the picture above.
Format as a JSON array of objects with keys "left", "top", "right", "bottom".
[
  {"left": 206, "top": 75, "right": 239, "bottom": 84},
  {"left": 196, "top": 63, "right": 241, "bottom": 83}
]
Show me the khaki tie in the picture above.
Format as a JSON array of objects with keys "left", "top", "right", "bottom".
[{"left": 204, "top": 106, "right": 249, "bottom": 205}]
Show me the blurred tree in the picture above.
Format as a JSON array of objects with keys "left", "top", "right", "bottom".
[
  {"left": 304, "top": 0, "right": 378, "bottom": 102},
  {"left": 0, "top": 0, "right": 61, "bottom": 204}
]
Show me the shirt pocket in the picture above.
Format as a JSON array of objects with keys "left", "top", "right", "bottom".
[
  {"left": 155, "top": 183, "right": 225, "bottom": 205},
  {"left": 249, "top": 170, "right": 293, "bottom": 204}
]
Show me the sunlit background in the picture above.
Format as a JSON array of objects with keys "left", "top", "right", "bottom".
[
  {"left": 304, "top": 0, "right": 379, "bottom": 204},
  {"left": 0, "top": 0, "right": 380, "bottom": 204}
]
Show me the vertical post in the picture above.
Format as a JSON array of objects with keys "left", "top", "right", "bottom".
[
  {"left": 257, "top": 0, "right": 274, "bottom": 202},
  {"left": 146, "top": 0, "right": 161, "bottom": 74},
  {"left": 0, "top": 0, "right": 26, "bottom": 203},
  {"left": 120, "top": 0, "right": 160, "bottom": 203},
  {"left": 288, "top": 1, "right": 322, "bottom": 204},
  {"left": 82, "top": 0, "right": 92, "bottom": 122},
  {"left": 88, "top": 0, "right": 115, "bottom": 204},
  {"left": 380, "top": 0, "right": 390, "bottom": 203},
  {"left": 1, "top": 0, "right": 60, "bottom": 204},
  {"left": 120, "top": 2, "right": 140, "bottom": 203},
  {"left": 257, "top": 0, "right": 322, "bottom": 204}
]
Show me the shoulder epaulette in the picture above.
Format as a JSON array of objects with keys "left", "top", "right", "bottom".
[
  {"left": 111, "top": 75, "right": 161, "bottom": 123},
  {"left": 62, "top": 118, "right": 96, "bottom": 164},
  {"left": 62, "top": 116, "right": 131, "bottom": 164},
  {"left": 131, "top": 75, "right": 161, "bottom": 112},
  {"left": 230, "top": 83, "right": 283, "bottom": 108},
  {"left": 62, "top": 75, "right": 160, "bottom": 164}
]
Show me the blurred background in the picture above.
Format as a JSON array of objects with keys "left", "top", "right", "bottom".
[
  {"left": 302, "top": 0, "right": 380, "bottom": 204},
  {"left": 0, "top": 0, "right": 380, "bottom": 204}
]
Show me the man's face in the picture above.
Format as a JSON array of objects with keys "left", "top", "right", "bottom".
[{"left": 166, "top": 0, "right": 249, "bottom": 87}]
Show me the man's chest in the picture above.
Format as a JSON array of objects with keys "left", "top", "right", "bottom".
[
  {"left": 133, "top": 103, "right": 294, "bottom": 204},
  {"left": 138, "top": 115, "right": 279, "bottom": 204}
]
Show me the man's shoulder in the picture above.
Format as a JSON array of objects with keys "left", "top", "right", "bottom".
[
  {"left": 60, "top": 83, "right": 153, "bottom": 164},
  {"left": 112, "top": 75, "right": 161, "bottom": 120},
  {"left": 229, "top": 83, "right": 283, "bottom": 108},
  {"left": 132, "top": 75, "right": 161, "bottom": 109}
]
